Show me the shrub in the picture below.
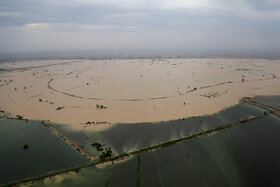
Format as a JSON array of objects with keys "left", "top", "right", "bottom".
[
  {"left": 23, "top": 144, "right": 29, "bottom": 149},
  {"left": 16, "top": 115, "right": 23, "bottom": 120}
]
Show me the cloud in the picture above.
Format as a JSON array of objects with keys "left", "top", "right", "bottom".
[{"left": 0, "top": 0, "right": 279, "bottom": 53}]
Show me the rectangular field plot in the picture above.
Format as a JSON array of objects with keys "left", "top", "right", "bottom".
[{"left": 0, "top": 119, "right": 88, "bottom": 185}]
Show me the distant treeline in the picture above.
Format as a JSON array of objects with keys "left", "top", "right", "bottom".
[{"left": 1, "top": 51, "right": 280, "bottom": 63}]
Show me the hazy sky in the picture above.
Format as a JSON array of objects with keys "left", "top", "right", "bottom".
[{"left": 0, "top": 0, "right": 280, "bottom": 53}]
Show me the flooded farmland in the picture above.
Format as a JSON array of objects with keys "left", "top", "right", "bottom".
[
  {"left": 11, "top": 95, "right": 279, "bottom": 187},
  {"left": 0, "top": 57, "right": 279, "bottom": 186},
  {"left": 0, "top": 119, "right": 88, "bottom": 185}
]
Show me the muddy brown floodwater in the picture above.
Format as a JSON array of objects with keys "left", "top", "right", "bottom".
[{"left": 0, "top": 58, "right": 279, "bottom": 131}]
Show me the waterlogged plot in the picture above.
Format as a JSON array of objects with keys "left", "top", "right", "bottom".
[
  {"left": 255, "top": 95, "right": 280, "bottom": 110},
  {"left": 0, "top": 58, "right": 279, "bottom": 128},
  {"left": 24, "top": 112, "right": 280, "bottom": 186},
  {"left": 0, "top": 119, "right": 88, "bottom": 185},
  {"left": 138, "top": 114, "right": 280, "bottom": 186}
]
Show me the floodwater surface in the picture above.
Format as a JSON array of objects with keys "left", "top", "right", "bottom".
[
  {"left": 0, "top": 119, "right": 88, "bottom": 185},
  {"left": 0, "top": 58, "right": 279, "bottom": 128},
  {"left": 24, "top": 112, "right": 280, "bottom": 187}
]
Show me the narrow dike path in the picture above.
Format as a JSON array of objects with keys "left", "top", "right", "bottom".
[{"left": 42, "top": 122, "right": 94, "bottom": 161}]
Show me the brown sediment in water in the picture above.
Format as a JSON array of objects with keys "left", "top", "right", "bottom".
[{"left": 0, "top": 58, "right": 279, "bottom": 130}]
